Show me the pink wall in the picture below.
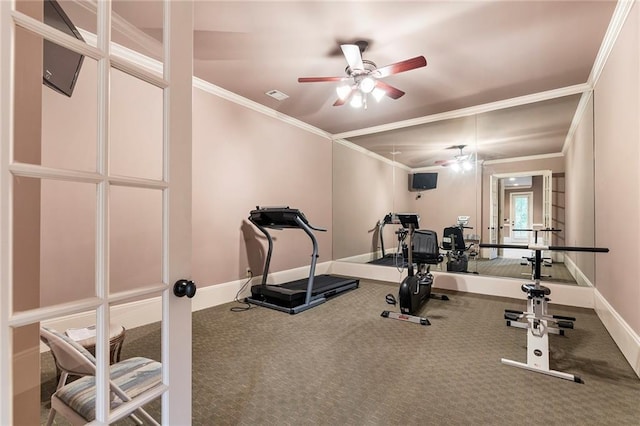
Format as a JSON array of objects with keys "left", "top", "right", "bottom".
[
  {"left": 564, "top": 96, "right": 596, "bottom": 283},
  {"left": 331, "top": 142, "right": 398, "bottom": 259},
  {"left": 411, "top": 168, "right": 479, "bottom": 240},
  {"left": 191, "top": 89, "right": 333, "bottom": 285},
  {"left": 41, "top": 61, "right": 164, "bottom": 304},
  {"left": 593, "top": 4, "right": 640, "bottom": 334},
  {"left": 331, "top": 142, "right": 416, "bottom": 260},
  {"left": 331, "top": 149, "right": 479, "bottom": 260}
]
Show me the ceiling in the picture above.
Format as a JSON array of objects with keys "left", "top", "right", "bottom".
[{"left": 62, "top": 0, "right": 618, "bottom": 169}]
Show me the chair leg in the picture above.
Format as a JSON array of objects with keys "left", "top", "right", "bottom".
[
  {"left": 133, "top": 408, "right": 160, "bottom": 426},
  {"left": 57, "top": 372, "right": 69, "bottom": 389},
  {"left": 45, "top": 407, "right": 56, "bottom": 426}
]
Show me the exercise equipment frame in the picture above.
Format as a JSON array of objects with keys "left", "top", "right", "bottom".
[{"left": 480, "top": 242, "right": 608, "bottom": 383}]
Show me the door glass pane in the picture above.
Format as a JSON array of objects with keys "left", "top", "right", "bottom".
[
  {"left": 112, "top": 0, "right": 164, "bottom": 67},
  {"left": 111, "top": 301, "right": 163, "bottom": 422},
  {"left": 12, "top": 323, "right": 41, "bottom": 426},
  {"left": 13, "top": 177, "right": 96, "bottom": 312},
  {"left": 110, "top": 186, "right": 162, "bottom": 292},
  {"left": 17, "top": 0, "right": 96, "bottom": 36},
  {"left": 38, "top": 311, "right": 99, "bottom": 424},
  {"left": 110, "top": 67, "right": 164, "bottom": 180},
  {"left": 37, "top": 307, "right": 163, "bottom": 423},
  {"left": 13, "top": 26, "right": 98, "bottom": 172},
  {"left": 513, "top": 195, "right": 529, "bottom": 239}
]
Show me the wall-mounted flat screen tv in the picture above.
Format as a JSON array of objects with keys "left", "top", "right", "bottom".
[
  {"left": 410, "top": 172, "right": 438, "bottom": 191},
  {"left": 43, "top": 0, "right": 85, "bottom": 97}
]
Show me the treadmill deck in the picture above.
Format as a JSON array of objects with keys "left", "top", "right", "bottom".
[{"left": 250, "top": 274, "right": 359, "bottom": 308}]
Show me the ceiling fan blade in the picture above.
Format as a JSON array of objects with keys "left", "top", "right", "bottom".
[
  {"left": 376, "top": 56, "right": 427, "bottom": 78},
  {"left": 375, "top": 80, "right": 405, "bottom": 99},
  {"left": 298, "top": 76, "right": 347, "bottom": 83},
  {"left": 341, "top": 44, "right": 364, "bottom": 71}
]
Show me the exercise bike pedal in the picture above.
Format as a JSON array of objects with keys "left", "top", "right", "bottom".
[
  {"left": 504, "top": 312, "right": 521, "bottom": 321},
  {"left": 557, "top": 320, "right": 574, "bottom": 329},
  {"left": 553, "top": 314, "right": 576, "bottom": 322},
  {"left": 430, "top": 293, "right": 449, "bottom": 301}
]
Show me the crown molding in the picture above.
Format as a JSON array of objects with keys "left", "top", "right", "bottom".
[
  {"left": 332, "top": 84, "right": 590, "bottom": 140},
  {"left": 587, "top": 0, "right": 635, "bottom": 87},
  {"left": 333, "top": 139, "right": 411, "bottom": 172},
  {"left": 563, "top": 0, "right": 634, "bottom": 155},
  {"left": 192, "top": 78, "right": 331, "bottom": 140},
  {"left": 482, "top": 152, "right": 563, "bottom": 166}
]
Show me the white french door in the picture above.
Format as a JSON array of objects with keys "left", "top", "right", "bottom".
[
  {"left": 487, "top": 174, "right": 499, "bottom": 259},
  {"left": 0, "top": 1, "right": 193, "bottom": 424},
  {"left": 510, "top": 192, "right": 533, "bottom": 242}
]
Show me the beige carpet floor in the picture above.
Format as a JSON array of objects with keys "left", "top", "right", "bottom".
[{"left": 41, "top": 280, "right": 640, "bottom": 425}]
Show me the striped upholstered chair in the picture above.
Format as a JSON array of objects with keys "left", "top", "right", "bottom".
[{"left": 40, "top": 326, "right": 162, "bottom": 425}]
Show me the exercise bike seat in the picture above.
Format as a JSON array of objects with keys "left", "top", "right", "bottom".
[{"left": 521, "top": 283, "right": 551, "bottom": 297}]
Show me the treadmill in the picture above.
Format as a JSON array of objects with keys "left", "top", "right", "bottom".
[
  {"left": 367, "top": 213, "right": 409, "bottom": 267},
  {"left": 247, "top": 206, "right": 359, "bottom": 314}
]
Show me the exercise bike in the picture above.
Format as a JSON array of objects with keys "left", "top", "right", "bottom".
[
  {"left": 442, "top": 215, "right": 477, "bottom": 273},
  {"left": 480, "top": 241, "right": 609, "bottom": 383},
  {"left": 515, "top": 227, "right": 561, "bottom": 279},
  {"left": 381, "top": 214, "right": 448, "bottom": 326}
]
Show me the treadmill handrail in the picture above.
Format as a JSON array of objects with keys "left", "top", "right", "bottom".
[{"left": 248, "top": 207, "right": 322, "bottom": 306}]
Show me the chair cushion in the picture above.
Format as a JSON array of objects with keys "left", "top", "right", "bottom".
[{"left": 53, "top": 357, "right": 162, "bottom": 421}]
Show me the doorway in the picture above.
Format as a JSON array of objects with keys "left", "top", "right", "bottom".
[{"left": 510, "top": 192, "right": 533, "bottom": 241}]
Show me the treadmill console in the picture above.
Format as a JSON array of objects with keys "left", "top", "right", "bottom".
[
  {"left": 396, "top": 213, "right": 420, "bottom": 229},
  {"left": 249, "top": 206, "right": 309, "bottom": 228}
]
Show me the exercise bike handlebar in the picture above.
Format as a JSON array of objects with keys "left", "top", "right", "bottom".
[
  {"left": 512, "top": 228, "right": 561, "bottom": 232},
  {"left": 479, "top": 243, "right": 609, "bottom": 253}
]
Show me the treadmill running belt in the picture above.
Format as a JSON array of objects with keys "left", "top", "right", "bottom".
[
  {"left": 367, "top": 253, "right": 407, "bottom": 267},
  {"left": 251, "top": 274, "right": 358, "bottom": 308}
]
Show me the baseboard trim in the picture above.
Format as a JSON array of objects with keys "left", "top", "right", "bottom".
[
  {"left": 564, "top": 255, "right": 594, "bottom": 287},
  {"left": 41, "top": 262, "right": 333, "bottom": 351},
  {"left": 594, "top": 289, "right": 640, "bottom": 379},
  {"left": 330, "top": 260, "right": 595, "bottom": 308}
]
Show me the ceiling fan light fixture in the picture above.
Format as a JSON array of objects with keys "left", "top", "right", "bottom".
[
  {"left": 350, "top": 92, "right": 364, "bottom": 108},
  {"left": 359, "top": 76, "right": 376, "bottom": 93},
  {"left": 451, "top": 162, "right": 461, "bottom": 172},
  {"left": 372, "top": 87, "right": 386, "bottom": 102},
  {"left": 336, "top": 84, "right": 351, "bottom": 100},
  {"left": 462, "top": 160, "right": 473, "bottom": 171}
]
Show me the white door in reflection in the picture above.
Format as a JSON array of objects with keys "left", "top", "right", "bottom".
[{"left": 511, "top": 192, "right": 533, "bottom": 242}]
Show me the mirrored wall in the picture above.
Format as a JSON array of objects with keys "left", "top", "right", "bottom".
[{"left": 332, "top": 92, "right": 596, "bottom": 287}]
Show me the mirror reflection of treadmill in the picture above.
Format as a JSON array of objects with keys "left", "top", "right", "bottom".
[
  {"left": 367, "top": 213, "right": 418, "bottom": 267},
  {"left": 247, "top": 207, "right": 359, "bottom": 314}
]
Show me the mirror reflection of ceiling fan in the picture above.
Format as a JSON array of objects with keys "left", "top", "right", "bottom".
[
  {"left": 435, "top": 145, "right": 475, "bottom": 171},
  {"left": 297, "top": 41, "right": 427, "bottom": 109}
]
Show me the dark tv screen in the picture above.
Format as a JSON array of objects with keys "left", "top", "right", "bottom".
[
  {"left": 43, "top": 0, "right": 85, "bottom": 97},
  {"left": 411, "top": 172, "right": 438, "bottom": 191}
]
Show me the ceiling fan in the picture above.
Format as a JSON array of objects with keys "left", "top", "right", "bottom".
[
  {"left": 297, "top": 41, "right": 427, "bottom": 108},
  {"left": 435, "top": 145, "right": 475, "bottom": 171}
]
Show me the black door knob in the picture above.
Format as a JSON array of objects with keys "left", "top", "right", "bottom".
[{"left": 173, "top": 279, "right": 197, "bottom": 298}]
